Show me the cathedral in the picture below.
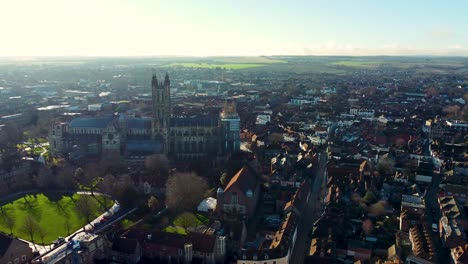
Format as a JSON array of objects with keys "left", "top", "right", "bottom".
[{"left": 49, "top": 73, "right": 240, "bottom": 163}]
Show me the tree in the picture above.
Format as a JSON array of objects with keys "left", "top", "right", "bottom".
[
  {"left": 166, "top": 172, "right": 208, "bottom": 211},
  {"left": 74, "top": 167, "right": 85, "bottom": 181},
  {"left": 21, "top": 215, "right": 39, "bottom": 243},
  {"left": 174, "top": 212, "right": 198, "bottom": 232},
  {"left": 75, "top": 195, "right": 94, "bottom": 225},
  {"left": 0, "top": 124, "right": 23, "bottom": 152},
  {"left": 100, "top": 174, "right": 116, "bottom": 196},
  {"left": 362, "top": 219, "right": 374, "bottom": 235},
  {"left": 36, "top": 166, "right": 55, "bottom": 189},
  {"left": 268, "top": 133, "right": 284, "bottom": 144},
  {"left": 114, "top": 183, "right": 138, "bottom": 209},
  {"left": 37, "top": 226, "right": 47, "bottom": 245},
  {"left": 56, "top": 165, "right": 76, "bottom": 191},
  {"left": 99, "top": 152, "right": 126, "bottom": 176},
  {"left": 145, "top": 154, "right": 170, "bottom": 177},
  {"left": 0, "top": 212, "right": 15, "bottom": 235},
  {"left": 64, "top": 218, "right": 72, "bottom": 235},
  {"left": 376, "top": 157, "right": 395, "bottom": 176},
  {"left": 220, "top": 172, "right": 229, "bottom": 186},
  {"left": 443, "top": 105, "right": 462, "bottom": 119},
  {"left": 147, "top": 196, "right": 159, "bottom": 211}
]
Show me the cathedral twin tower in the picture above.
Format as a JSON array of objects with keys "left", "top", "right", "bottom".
[
  {"left": 151, "top": 73, "right": 171, "bottom": 154},
  {"left": 49, "top": 73, "right": 240, "bottom": 161}
]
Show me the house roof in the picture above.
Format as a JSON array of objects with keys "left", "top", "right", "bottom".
[
  {"left": 112, "top": 237, "right": 138, "bottom": 254},
  {"left": 124, "top": 230, "right": 215, "bottom": 253},
  {"left": 224, "top": 165, "right": 257, "bottom": 194},
  {"left": 0, "top": 233, "right": 13, "bottom": 257}
]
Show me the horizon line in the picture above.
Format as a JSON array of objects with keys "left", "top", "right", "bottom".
[{"left": 1, "top": 54, "right": 468, "bottom": 60}]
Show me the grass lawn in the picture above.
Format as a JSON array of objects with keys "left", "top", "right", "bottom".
[
  {"left": 0, "top": 193, "right": 114, "bottom": 245},
  {"left": 163, "top": 212, "right": 209, "bottom": 235}
]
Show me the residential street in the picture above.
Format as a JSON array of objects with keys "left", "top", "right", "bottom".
[{"left": 290, "top": 151, "right": 327, "bottom": 264}]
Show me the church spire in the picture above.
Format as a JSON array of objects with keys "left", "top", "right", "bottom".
[
  {"left": 152, "top": 73, "right": 158, "bottom": 88},
  {"left": 164, "top": 72, "right": 170, "bottom": 87}
]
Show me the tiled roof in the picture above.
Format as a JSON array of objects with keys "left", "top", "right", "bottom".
[{"left": 224, "top": 165, "right": 257, "bottom": 193}]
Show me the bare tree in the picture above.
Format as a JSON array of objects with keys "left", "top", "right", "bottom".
[
  {"left": 145, "top": 154, "right": 170, "bottom": 178},
  {"left": 268, "top": 133, "right": 284, "bottom": 144},
  {"left": 37, "top": 226, "right": 48, "bottom": 246},
  {"left": 166, "top": 172, "right": 208, "bottom": 211},
  {"left": 1, "top": 212, "right": 15, "bottom": 235},
  {"left": 443, "top": 105, "right": 462, "bottom": 119},
  {"left": 362, "top": 219, "right": 374, "bottom": 235},
  {"left": 57, "top": 165, "right": 76, "bottom": 191},
  {"left": 376, "top": 157, "right": 395, "bottom": 176},
  {"left": 64, "top": 218, "right": 72, "bottom": 235},
  {"left": 75, "top": 195, "right": 94, "bottom": 226},
  {"left": 36, "top": 166, "right": 55, "bottom": 189},
  {"left": 21, "top": 215, "right": 39, "bottom": 243}
]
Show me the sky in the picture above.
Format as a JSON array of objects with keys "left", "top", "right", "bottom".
[{"left": 0, "top": 0, "right": 467, "bottom": 57}]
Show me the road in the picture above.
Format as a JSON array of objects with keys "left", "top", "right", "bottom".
[{"left": 290, "top": 151, "right": 327, "bottom": 264}]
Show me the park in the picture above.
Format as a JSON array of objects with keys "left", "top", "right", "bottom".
[{"left": 0, "top": 192, "right": 114, "bottom": 245}]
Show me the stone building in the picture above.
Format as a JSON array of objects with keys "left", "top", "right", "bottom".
[{"left": 49, "top": 73, "right": 240, "bottom": 162}]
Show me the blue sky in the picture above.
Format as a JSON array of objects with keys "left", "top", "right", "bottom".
[{"left": 0, "top": 0, "right": 467, "bottom": 56}]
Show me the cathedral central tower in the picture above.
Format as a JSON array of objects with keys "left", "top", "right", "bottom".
[{"left": 151, "top": 73, "right": 171, "bottom": 154}]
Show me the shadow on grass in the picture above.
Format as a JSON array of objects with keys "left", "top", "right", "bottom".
[
  {"left": 17, "top": 195, "right": 42, "bottom": 221},
  {"left": 91, "top": 195, "right": 112, "bottom": 212},
  {"left": 43, "top": 192, "right": 64, "bottom": 203}
]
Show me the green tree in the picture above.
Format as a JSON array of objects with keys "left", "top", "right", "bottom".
[
  {"left": 147, "top": 196, "right": 159, "bottom": 211},
  {"left": 220, "top": 172, "right": 229, "bottom": 186},
  {"left": 174, "top": 212, "right": 198, "bottom": 232}
]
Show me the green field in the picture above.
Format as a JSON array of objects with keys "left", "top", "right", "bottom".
[
  {"left": 165, "top": 62, "right": 265, "bottom": 70},
  {"left": 0, "top": 193, "right": 114, "bottom": 244}
]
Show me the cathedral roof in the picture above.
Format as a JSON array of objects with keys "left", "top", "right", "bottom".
[
  {"left": 69, "top": 117, "right": 115, "bottom": 128},
  {"left": 170, "top": 116, "right": 218, "bottom": 127},
  {"left": 126, "top": 117, "right": 151, "bottom": 129},
  {"left": 126, "top": 139, "right": 164, "bottom": 153}
]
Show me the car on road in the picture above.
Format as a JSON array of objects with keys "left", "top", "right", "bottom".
[{"left": 432, "top": 223, "right": 438, "bottom": 232}]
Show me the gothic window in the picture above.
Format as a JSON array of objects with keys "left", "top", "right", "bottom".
[
  {"left": 192, "top": 141, "right": 196, "bottom": 152},
  {"left": 184, "top": 141, "right": 189, "bottom": 152},
  {"left": 231, "top": 192, "right": 238, "bottom": 204},
  {"left": 198, "top": 141, "right": 203, "bottom": 152}
]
